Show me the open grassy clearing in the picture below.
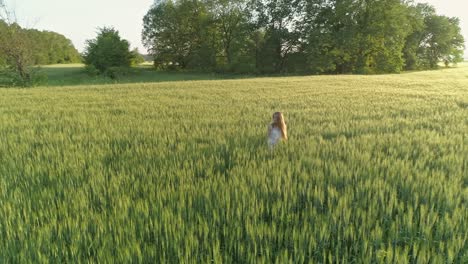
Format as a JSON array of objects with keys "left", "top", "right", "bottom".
[
  {"left": 39, "top": 64, "right": 241, "bottom": 87},
  {"left": 0, "top": 64, "right": 467, "bottom": 262}
]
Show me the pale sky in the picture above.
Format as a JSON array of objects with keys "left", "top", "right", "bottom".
[{"left": 4, "top": 0, "right": 468, "bottom": 57}]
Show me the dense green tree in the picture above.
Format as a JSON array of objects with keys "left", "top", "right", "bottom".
[
  {"left": 251, "top": 0, "right": 304, "bottom": 73},
  {"left": 402, "top": 3, "right": 427, "bottom": 70},
  {"left": 303, "top": 0, "right": 411, "bottom": 74},
  {"left": 421, "top": 15, "right": 464, "bottom": 68},
  {"left": 143, "top": 0, "right": 216, "bottom": 70},
  {"left": 0, "top": 18, "right": 35, "bottom": 85},
  {"left": 206, "top": 0, "right": 253, "bottom": 71},
  {"left": 83, "top": 27, "right": 132, "bottom": 74},
  {"left": 403, "top": 3, "right": 464, "bottom": 70},
  {"left": 303, "top": 0, "right": 355, "bottom": 73},
  {"left": 354, "top": 0, "right": 411, "bottom": 73}
]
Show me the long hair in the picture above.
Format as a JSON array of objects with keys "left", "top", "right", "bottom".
[{"left": 272, "top": 112, "right": 288, "bottom": 140}]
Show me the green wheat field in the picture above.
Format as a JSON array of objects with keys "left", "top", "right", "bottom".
[{"left": 0, "top": 65, "right": 467, "bottom": 263}]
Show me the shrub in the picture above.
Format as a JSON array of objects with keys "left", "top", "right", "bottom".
[
  {"left": 0, "top": 66, "right": 47, "bottom": 87},
  {"left": 84, "top": 64, "right": 99, "bottom": 76},
  {"left": 105, "top": 66, "right": 132, "bottom": 79},
  {"left": 83, "top": 27, "right": 132, "bottom": 74}
]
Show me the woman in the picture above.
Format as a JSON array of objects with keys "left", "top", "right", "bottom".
[{"left": 268, "top": 112, "right": 288, "bottom": 148}]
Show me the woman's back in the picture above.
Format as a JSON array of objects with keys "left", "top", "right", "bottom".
[
  {"left": 268, "top": 126, "right": 282, "bottom": 146},
  {"left": 267, "top": 112, "right": 287, "bottom": 148}
]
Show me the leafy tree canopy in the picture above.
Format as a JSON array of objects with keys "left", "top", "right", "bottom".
[
  {"left": 142, "top": 0, "right": 465, "bottom": 74},
  {"left": 83, "top": 27, "right": 133, "bottom": 74}
]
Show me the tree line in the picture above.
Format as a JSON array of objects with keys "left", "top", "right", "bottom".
[
  {"left": 1, "top": 0, "right": 465, "bottom": 86},
  {"left": 142, "top": 0, "right": 465, "bottom": 74},
  {"left": 0, "top": 1, "right": 81, "bottom": 86},
  {"left": 0, "top": 20, "right": 81, "bottom": 85},
  {"left": 0, "top": 22, "right": 81, "bottom": 66}
]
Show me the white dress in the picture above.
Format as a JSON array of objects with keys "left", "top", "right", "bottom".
[{"left": 268, "top": 126, "right": 282, "bottom": 147}]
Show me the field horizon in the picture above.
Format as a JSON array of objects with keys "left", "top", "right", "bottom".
[
  {"left": 1, "top": 64, "right": 467, "bottom": 262},
  {"left": 34, "top": 61, "right": 468, "bottom": 88}
]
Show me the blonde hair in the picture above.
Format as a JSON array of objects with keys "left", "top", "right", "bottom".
[{"left": 272, "top": 112, "right": 288, "bottom": 140}]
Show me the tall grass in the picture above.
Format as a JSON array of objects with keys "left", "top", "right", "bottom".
[{"left": 0, "top": 64, "right": 467, "bottom": 262}]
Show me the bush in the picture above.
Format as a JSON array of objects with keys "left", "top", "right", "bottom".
[
  {"left": 31, "top": 70, "right": 48, "bottom": 86},
  {"left": 105, "top": 66, "right": 132, "bottom": 79},
  {"left": 0, "top": 66, "right": 47, "bottom": 87},
  {"left": 84, "top": 64, "right": 99, "bottom": 76},
  {"left": 83, "top": 27, "right": 132, "bottom": 74}
]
